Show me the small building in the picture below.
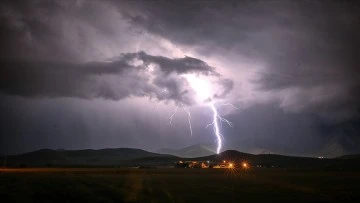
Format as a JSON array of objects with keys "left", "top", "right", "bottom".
[{"left": 174, "top": 161, "right": 210, "bottom": 168}]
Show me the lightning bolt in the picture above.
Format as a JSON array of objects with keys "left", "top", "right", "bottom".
[
  {"left": 207, "top": 101, "right": 233, "bottom": 154},
  {"left": 167, "top": 103, "right": 193, "bottom": 137},
  {"left": 168, "top": 101, "right": 234, "bottom": 153},
  {"left": 163, "top": 83, "right": 236, "bottom": 154},
  {"left": 181, "top": 103, "right": 193, "bottom": 137},
  {"left": 168, "top": 104, "right": 179, "bottom": 126},
  {"left": 219, "top": 102, "right": 239, "bottom": 110}
]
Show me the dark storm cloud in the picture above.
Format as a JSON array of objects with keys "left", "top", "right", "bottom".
[
  {"left": 0, "top": 0, "right": 233, "bottom": 105},
  {"left": 1, "top": 0, "right": 359, "bottom": 156},
  {"left": 112, "top": 0, "right": 360, "bottom": 155},
  {"left": 117, "top": 1, "right": 360, "bottom": 115},
  {"left": 0, "top": 0, "right": 79, "bottom": 61},
  {"left": 0, "top": 51, "right": 230, "bottom": 105},
  {"left": 121, "top": 52, "right": 217, "bottom": 75}
]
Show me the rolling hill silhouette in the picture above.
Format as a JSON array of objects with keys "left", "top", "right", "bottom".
[
  {"left": 2, "top": 148, "right": 360, "bottom": 169},
  {"left": 2, "top": 148, "right": 176, "bottom": 166}
]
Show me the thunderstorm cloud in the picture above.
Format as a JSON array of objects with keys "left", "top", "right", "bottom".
[
  {"left": 1, "top": 0, "right": 359, "bottom": 157},
  {"left": 0, "top": 52, "right": 232, "bottom": 105}
]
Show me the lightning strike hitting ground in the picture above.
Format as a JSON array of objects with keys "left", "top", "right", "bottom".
[
  {"left": 207, "top": 102, "right": 233, "bottom": 154},
  {"left": 210, "top": 103, "right": 222, "bottom": 154},
  {"left": 165, "top": 75, "right": 236, "bottom": 153},
  {"left": 167, "top": 100, "right": 235, "bottom": 153}
]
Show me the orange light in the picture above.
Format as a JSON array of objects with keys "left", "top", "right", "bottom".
[
  {"left": 223, "top": 160, "right": 226, "bottom": 163},
  {"left": 242, "top": 162, "right": 248, "bottom": 168},
  {"left": 229, "top": 163, "right": 233, "bottom": 168}
]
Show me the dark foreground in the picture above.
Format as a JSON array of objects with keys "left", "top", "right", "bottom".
[{"left": 0, "top": 168, "right": 359, "bottom": 203}]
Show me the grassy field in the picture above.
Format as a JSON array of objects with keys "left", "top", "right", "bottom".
[{"left": 0, "top": 168, "right": 359, "bottom": 203}]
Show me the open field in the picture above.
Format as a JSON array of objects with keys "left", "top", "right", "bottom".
[{"left": 1, "top": 168, "right": 359, "bottom": 202}]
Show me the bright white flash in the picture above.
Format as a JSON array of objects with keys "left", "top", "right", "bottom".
[{"left": 184, "top": 74, "right": 212, "bottom": 103}]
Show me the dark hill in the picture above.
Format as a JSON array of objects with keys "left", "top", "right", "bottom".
[
  {"left": 185, "top": 150, "right": 253, "bottom": 161},
  {"left": 2, "top": 148, "right": 360, "bottom": 169},
  {"left": 186, "top": 150, "right": 360, "bottom": 170},
  {"left": 2, "top": 148, "right": 176, "bottom": 167},
  {"left": 339, "top": 154, "right": 360, "bottom": 159}
]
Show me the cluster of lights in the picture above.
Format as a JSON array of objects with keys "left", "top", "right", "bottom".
[{"left": 222, "top": 160, "right": 249, "bottom": 169}]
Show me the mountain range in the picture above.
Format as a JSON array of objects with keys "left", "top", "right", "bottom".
[
  {"left": 1, "top": 146, "right": 360, "bottom": 169},
  {"left": 316, "top": 134, "right": 360, "bottom": 158},
  {"left": 1, "top": 148, "right": 176, "bottom": 167}
]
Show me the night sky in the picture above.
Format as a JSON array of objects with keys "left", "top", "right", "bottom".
[{"left": 1, "top": 0, "right": 359, "bottom": 157}]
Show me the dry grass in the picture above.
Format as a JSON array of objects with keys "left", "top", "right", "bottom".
[{"left": 0, "top": 168, "right": 359, "bottom": 202}]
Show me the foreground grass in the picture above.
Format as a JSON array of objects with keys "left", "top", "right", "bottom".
[{"left": 0, "top": 168, "right": 359, "bottom": 202}]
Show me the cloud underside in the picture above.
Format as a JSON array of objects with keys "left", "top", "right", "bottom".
[
  {"left": 0, "top": 51, "right": 233, "bottom": 105},
  {"left": 1, "top": 0, "right": 359, "bottom": 117},
  {"left": 118, "top": 0, "right": 360, "bottom": 120}
]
